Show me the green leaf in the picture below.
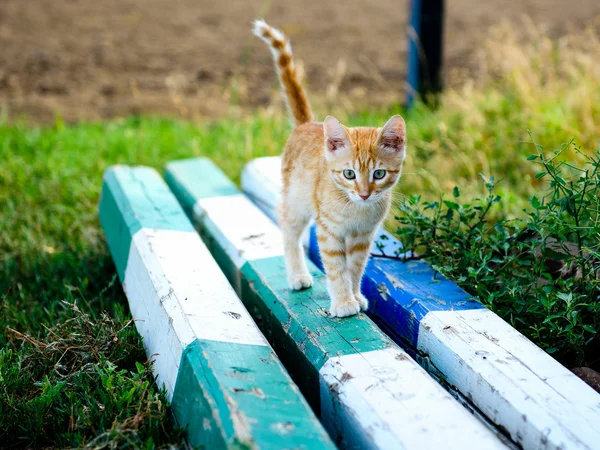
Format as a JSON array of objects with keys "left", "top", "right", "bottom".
[
  {"left": 135, "top": 361, "right": 145, "bottom": 374},
  {"left": 557, "top": 292, "right": 573, "bottom": 302},
  {"left": 527, "top": 154, "right": 539, "bottom": 160},
  {"left": 453, "top": 186, "right": 460, "bottom": 198},
  {"left": 544, "top": 314, "right": 565, "bottom": 323},
  {"left": 443, "top": 200, "right": 459, "bottom": 210},
  {"left": 583, "top": 325, "right": 597, "bottom": 334},
  {"left": 535, "top": 171, "right": 547, "bottom": 179},
  {"left": 125, "top": 386, "right": 137, "bottom": 407}
]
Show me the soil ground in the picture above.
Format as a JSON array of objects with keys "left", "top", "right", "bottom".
[{"left": 1, "top": 0, "right": 599, "bottom": 123}]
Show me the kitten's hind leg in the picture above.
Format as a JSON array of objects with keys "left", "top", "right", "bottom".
[{"left": 281, "top": 206, "right": 313, "bottom": 290}]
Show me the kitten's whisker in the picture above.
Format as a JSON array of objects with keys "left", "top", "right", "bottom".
[{"left": 390, "top": 192, "right": 411, "bottom": 203}]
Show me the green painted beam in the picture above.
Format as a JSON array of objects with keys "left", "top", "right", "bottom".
[
  {"left": 165, "top": 157, "right": 507, "bottom": 450},
  {"left": 99, "top": 165, "right": 335, "bottom": 449}
]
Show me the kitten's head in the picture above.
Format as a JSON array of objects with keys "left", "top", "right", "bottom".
[{"left": 323, "top": 115, "right": 406, "bottom": 204}]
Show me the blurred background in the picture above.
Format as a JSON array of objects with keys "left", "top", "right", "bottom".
[{"left": 1, "top": 0, "right": 599, "bottom": 123}]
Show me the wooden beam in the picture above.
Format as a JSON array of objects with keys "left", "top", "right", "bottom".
[
  {"left": 99, "top": 165, "right": 335, "bottom": 449},
  {"left": 166, "top": 157, "right": 508, "bottom": 450}
]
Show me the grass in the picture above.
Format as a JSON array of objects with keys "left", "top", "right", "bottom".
[
  {"left": 1, "top": 19, "right": 599, "bottom": 447},
  {"left": 0, "top": 116, "right": 292, "bottom": 447}
]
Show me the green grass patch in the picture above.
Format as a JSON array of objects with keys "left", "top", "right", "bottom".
[
  {"left": 1, "top": 21, "right": 599, "bottom": 446},
  {"left": 0, "top": 116, "right": 292, "bottom": 447}
]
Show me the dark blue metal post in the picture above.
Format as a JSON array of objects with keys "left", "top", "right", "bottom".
[{"left": 406, "top": 0, "right": 445, "bottom": 108}]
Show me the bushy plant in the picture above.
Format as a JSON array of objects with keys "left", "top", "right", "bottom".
[{"left": 394, "top": 137, "right": 600, "bottom": 368}]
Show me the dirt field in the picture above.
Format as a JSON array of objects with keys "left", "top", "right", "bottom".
[{"left": 1, "top": 0, "right": 599, "bottom": 123}]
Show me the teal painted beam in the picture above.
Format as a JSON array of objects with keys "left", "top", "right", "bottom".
[
  {"left": 98, "top": 165, "right": 334, "bottom": 449},
  {"left": 241, "top": 156, "right": 600, "bottom": 450},
  {"left": 173, "top": 339, "right": 330, "bottom": 449},
  {"left": 165, "top": 157, "right": 508, "bottom": 450},
  {"left": 99, "top": 166, "right": 194, "bottom": 280}
]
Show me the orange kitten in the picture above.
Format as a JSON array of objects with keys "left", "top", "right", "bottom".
[{"left": 253, "top": 20, "right": 407, "bottom": 317}]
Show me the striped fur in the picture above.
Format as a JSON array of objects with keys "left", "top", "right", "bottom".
[
  {"left": 253, "top": 19, "right": 313, "bottom": 125},
  {"left": 252, "top": 21, "right": 407, "bottom": 317}
]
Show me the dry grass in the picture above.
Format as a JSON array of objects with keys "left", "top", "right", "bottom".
[{"left": 391, "top": 18, "right": 600, "bottom": 216}]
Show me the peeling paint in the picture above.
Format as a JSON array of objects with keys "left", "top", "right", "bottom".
[
  {"left": 223, "top": 392, "right": 255, "bottom": 448},
  {"left": 340, "top": 372, "right": 353, "bottom": 382},
  {"left": 224, "top": 311, "right": 242, "bottom": 319},
  {"left": 376, "top": 282, "right": 390, "bottom": 300},
  {"left": 271, "top": 421, "right": 296, "bottom": 435},
  {"left": 241, "top": 233, "right": 265, "bottom": 241}
]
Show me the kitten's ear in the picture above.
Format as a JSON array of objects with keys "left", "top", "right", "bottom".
[
  {"left": 377, "top": 115, "right": 406, "bottom": 158},
  {"left": 323, "top": 116, "right": 350, "bottom": 159}
]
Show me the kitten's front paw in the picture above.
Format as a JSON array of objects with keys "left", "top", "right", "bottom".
[
  {"left": 289, "top": 273, "right": 313, "bottom": 290},
  {"left": 330, "top": 299, "right": 360, "bottom": 318},
  {"left": 355, "top": 292, "right": 369, "bottom": 311}
]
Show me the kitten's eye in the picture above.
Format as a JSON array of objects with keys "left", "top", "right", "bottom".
[
  {"left": 373, "top": 169, "right": 386, "bottom": 180},
  {"left": 343, "top": 169, "right": 356, "bottom": 180}
]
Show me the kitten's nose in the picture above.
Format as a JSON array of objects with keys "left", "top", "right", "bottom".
[{"left": 359, "top": 193, "right": 371, "bottom": 200}]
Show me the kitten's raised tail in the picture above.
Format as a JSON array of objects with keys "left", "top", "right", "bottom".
[{"left": 253, "top": 19, "right": 313, "bottom": 126}]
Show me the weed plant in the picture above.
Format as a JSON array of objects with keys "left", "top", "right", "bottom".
[{"left": 395, "top": 137, "right": 600, "bottom": 368}]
